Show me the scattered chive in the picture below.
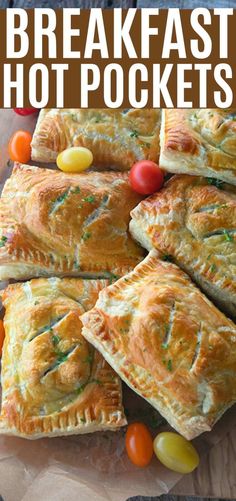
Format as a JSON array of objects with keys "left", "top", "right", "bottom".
[
  {"left": 83, "top": 195, "right": 95, "bottom": 203},
  {"left": 162, "top": 254, "right": 173, "bottom": 262},
  {"left": 210, "top": 263, "right": 217, "bottom": 273},
  {"left": 207, "top": 178, "right": 224, "bottom": 190},
  {"left": 55, "top": 349, "right": 69, "bottom": 363},
  {"left": 161, "top": 343, "right": 168, "bottom": 350},
  {"left": 82, "top": 231, "right": 92, "bottom": 241},
  {"left": 54, "top": 192, "right": 69, "bottom": 204},
  {"left": 52, "top": 335, "right": 60, "bottom": 346},
  {"left": 130, "top": 130, "right": 139, "bottom": 138},
  {"left": 223, "top": 230, "right": 234, "bottom": 242},
  {"left": 107, "top": 272, "right": 120, "bottom": 284},
  {"left": 167, "top": 359, "right": 173, "bottom": 372},
  {"left": 84, "top": 354, "right": 93, "bottom": 364},
  {"left": 50, "top": 189, "right": 71, "bottom": 214},
  {"left": 0, "top": 236, "right": 7, "bottom": 247},
  {"left": 76, "top": 383, "right": 87, "bottom": 395}
]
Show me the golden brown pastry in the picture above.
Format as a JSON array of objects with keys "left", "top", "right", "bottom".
[
  {"left": 130, "top": 174, "right": 236, "bottom": 320},
  {"left": 31, "top": 108, "right": 161, "bottom": 169},
  {"left": 0, "top": 277, "right": 126, "bottom": 438},
  {"left": 0, "top": 163, "right": 144, "bottom": 281},
  {"left": 81, "top": 251, "right": 236, "bottom": 440},
  {"left": 160, "top": 109, "right": 236, "bottom": 184}
]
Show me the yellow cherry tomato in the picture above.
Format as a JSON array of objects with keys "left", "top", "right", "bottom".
[
  {"left": 56, "top": 147, "right": 93, "bottom": 173},
  {"left": 153, "top": 432, "right": 199, "bottom": 474}
]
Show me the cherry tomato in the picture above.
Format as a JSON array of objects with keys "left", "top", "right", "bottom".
[
  {"left": 8, "top": 130, "right": 32, "bottom": 163},
  {"left": 57, "top": 147, "right": 93, "bottom": 173},
  {"left": 125, "top": 422, "right": 153, "bottom": 467},
  {"left": 153, "top": 432, "right": 199, "bottom": 473},
  {"left": 129, "top": 160, "right": 164, "bottom": 195},
  {"left": 13, "top": 108, "right": 37, "bottom": 116},
  {"left": 0, "top": 320, "right": 5, "bottom": 356}
]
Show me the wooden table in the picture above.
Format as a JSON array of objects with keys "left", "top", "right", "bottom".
[{"left": 0, "top": 0, "right": 236, "bottom": 498}]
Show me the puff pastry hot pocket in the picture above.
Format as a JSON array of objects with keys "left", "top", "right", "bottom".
[
  {"left": 130, "top": 174, "right": 236, "bottom": 320},
  {"left": 81, "top": 251, "right": 236, "bottom": 440},
  {"left": 0, "top": 277, "right": 126, "bottom": 438},
  {"left": 31, "top": 108, "right": 161, "bottom": 169},
  {"left": 160, "top": 109, "right": 236, "bottom": 185},
  {"left": 0, "top": 163, "right": 144, "bottom": 280}
]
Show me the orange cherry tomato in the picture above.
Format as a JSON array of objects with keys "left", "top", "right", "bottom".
[
  {"left": 125, "top": 422, "right": 153, "bottom": 467},
  {"left": 0, "top": 320, "right": 5, "bottom": 356},
  {"left": 8, "top": 130, "right": 32, "bottom": 163}
]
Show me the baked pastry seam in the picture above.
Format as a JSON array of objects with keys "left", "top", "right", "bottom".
[
  {"left": 0, "top": 277, "right": 126, "bottom": 438},
  {"left": 81, "top": 251, "right": 236, "bottom": 440}
]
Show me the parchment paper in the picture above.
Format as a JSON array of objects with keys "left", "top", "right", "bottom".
[{"left": 0, "top": 109, "right": 235, "bottom": 501}]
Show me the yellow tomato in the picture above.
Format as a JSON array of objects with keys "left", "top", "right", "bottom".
[
  {"left": 57, "top": 147, "right": 93, "bottom": 173},
  {"left": 153, "top": 432, "right": 199, "bottom": 474}
]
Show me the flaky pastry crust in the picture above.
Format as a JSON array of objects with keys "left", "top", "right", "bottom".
[
  {"left": 0, "top": 277, "right": 126, "bottom": 438},
  {"left": 31, "top": 108, "right": 161, "bottom": 170},
  {"left": 0, "top": 163, "right": 144, "bottom": 280},
  {"left": 160, "top": 109, "right": 236, "bottom": 184},
  {"left": 130, "top": 174, "right": 236, "bottom": 320},
  {"left": 81, "top": 251, "right": 236, "bottom": 440}
]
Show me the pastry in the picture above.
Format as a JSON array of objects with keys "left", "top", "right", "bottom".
[
  {"left": 160, "top": 109, "right": 236, "bottom": 185},
  {"left": 130, "top": 174, "right": 236, "bottom": 319},
  {"left": 81, "top": 251, "right": 236, "bottom": 440},
  {"left": 31, "top": 108, "right": 161, "bottom": 169},
  {"left": 0, "top": 163, "right": 144, "bottom": 281},
  {"left": 0, "top": 277, "right": 126, "bottom": 438}
]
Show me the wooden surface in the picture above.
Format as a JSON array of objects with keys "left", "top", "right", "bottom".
[
  {"left": 0, "top": 1, "right": 236, "bottom": 499},
  {"left": 172, "top": 435, "right": 236, "bottom": 498},
  {"left": 129, "top": 494, "right": 234, "bottom": 501}
]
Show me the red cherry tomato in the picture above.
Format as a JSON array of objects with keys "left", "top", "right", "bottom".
[
  {"left": 129, "top": 160, "right": 164, "bottom": 195},
  {"left": 125, "top": 422, "right": 153, "bottom": 467},
  {"left": 13, "top": 108, "right": 37, "bottom": 116},
  {"left": 8, "top": 130, "right": 32, "bottom": 163}
]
